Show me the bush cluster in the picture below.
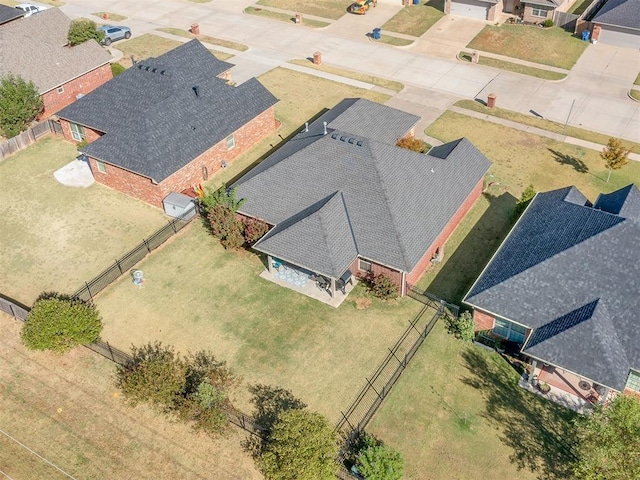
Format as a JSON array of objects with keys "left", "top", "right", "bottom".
[
  {"left": 443, "top": 311, "right": 475, "bottom": 342},
  {"left": 396, "top": 136, "right": 431, "bottom": 153},
  {"left": 370, "top": 273, "right": 399, "bottom": 300}
]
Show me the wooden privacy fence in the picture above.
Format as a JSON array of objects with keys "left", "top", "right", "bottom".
[{"left": 0, "top": 119, "right": 61, "bottom": 160}]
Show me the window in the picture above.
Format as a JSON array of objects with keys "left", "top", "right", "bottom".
[
  {"left": 493, "top": 317, "right": 527, "bottom": 344},
  {"left": 70, "top": 123, "right": 85, "bottom": 142},
  {"left": 57, "top": 86, "right": 64, "bottom": 94},
  {"left": 626, "top": 370, "right": 640, "bottom": 392},
  {"left": 226, "top": 134, "right": 235, "bottom": 150},
  {"left": 531, "top": 6, "right": 548, "bottom": 17},
  {"left": 96, "top": 161, "right": 106, "bottom": 173},
  {"left": 358, "top": 259, "right": 372, "bottom": 272}
]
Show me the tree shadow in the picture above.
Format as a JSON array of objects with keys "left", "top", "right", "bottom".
[
  {"left": 247, "top": 384, "right": 307, "bottom": 431},
  {"left": 459, "top": 348, "right": 577, "bottom": 479},
  {"left": 422, "top": 191, "right": 516, "bottom": 304},
  {"left": 548, "top": 148, "right": 589, "bottom": 174}
]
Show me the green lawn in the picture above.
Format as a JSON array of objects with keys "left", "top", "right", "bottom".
[
  {"left": 567, "top": 0, "right": 593, "bottom": 14},
  {"left": 631, "top": 89, "right": 640, "bottom": 102},
  {"left": 467, "top": 25, "right": 587, "bottom": 70},
  {"left": 255, "top": 0, "right": 351, "bottom": 19},
  {"left": 0, "top": 313, "right": 260, "bottom": 479},
  {"left": 454, "top": 99, "right": 640, "bottom": 154},
  {"left": 459, "top": 51, "right": 566, "bottom": 80},
  {"left": 0, "top": 137, "right": 166, "bottom": 305},
  {"left": 635, "top": 72, "right": 640, "bottom": 86},
  {"left": 369, "top": 322, "right": 576, "bottom": 480},
  {"left": 381, "top": 0, "right": 445, "bottom": 37},
  {"left": 377, "top": 34, "right": 413, "bottom": 46}
]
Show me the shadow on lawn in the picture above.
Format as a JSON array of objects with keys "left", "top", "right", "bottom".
[
  {"left": 423, "top": 191, "right": 516, "bottom": 304},
  {"left": 460, "top": 348, "right": 577, "bottom": 479},
  {"left": 548, "top": 148, "right": 589, "bottom": 174}
]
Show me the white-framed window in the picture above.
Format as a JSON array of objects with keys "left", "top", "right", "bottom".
[
  {"left": 57, "top": 86, "right": 64, "bottom": 94},
  {"left": 493, "top": 317, "right": 527, "bottom": 344},
  {"left": 226, "top": 134, "right": 235, "bottom": 150},
  {"left": 358, "top": 259, "right": 372, "bottom": 272},
  {"left": 96, "top": 161, "right": 106, "bottom": 173},
  {"left": 70, "top": 123, "right": 85, "bottom": 142},
  {"left": 531, "top": 6, "right": 548, "bottom": 17},
  {"left": 626, "top": 370, "right": 640, "bottom": 392}
]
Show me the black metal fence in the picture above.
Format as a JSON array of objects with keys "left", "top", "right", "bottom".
[
  {"left": 336, "top": 292, "right": 447, "bottom": 455},
  {"left": 73, "top": 210, "right": 196, "bottom": 302}
]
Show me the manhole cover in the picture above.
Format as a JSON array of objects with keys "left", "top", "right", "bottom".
[{"left": 578, "top": 380, "right": 591, "bottom": 391}]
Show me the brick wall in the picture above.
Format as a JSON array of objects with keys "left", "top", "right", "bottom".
[
  {"left": 348, "top": 257, "right": 403, "bottom": 291},
  {"left": 59, "top": 119, "right": 103, "bottom": 143},
  {"left": 522, "top": 4, "right": 553, "bottom": 23},
  {"left": 473, "top": 309, "right": 496, "bottom": 331},
  {"left": 41, "top": 63, "right": 112, "bottom": 118},
  {"left": 406, "top": 178, "right": 484, "bottom": 287},
  {"left": 65, "top": 106, "right": 278, "bottom": 208}
]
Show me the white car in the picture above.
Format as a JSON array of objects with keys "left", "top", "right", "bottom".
[{"left": 15, "top": 3, "right": 48, "bottom": 17}]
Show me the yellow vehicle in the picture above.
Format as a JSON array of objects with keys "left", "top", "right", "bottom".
[{"left": 348, "top": 0, "right": 377, "bottom": 15}]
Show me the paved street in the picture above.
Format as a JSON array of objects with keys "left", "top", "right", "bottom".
[{"left": 59, "top": 0, "right": 640, "bottom": 142}]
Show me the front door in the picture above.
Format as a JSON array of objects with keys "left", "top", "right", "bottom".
[{"left": 505, "top": 0, "right": 515, "bottom": 13}]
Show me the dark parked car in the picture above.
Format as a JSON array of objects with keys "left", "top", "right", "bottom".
[{"left": 97, "top": 25, "right": 131, "bottom": 46}]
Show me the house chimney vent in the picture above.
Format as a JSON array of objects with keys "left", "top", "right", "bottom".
[
  {"left": 323, "top": 122, "right": 327, "bottom": 135},
  {"left": 305, "top": 122, "right": 309, "bottom": 132}
]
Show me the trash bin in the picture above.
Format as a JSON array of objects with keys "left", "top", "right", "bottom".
[
  {"left": 191, "top": 23, "right": 199, "bottom": 35},
  {"left": 581, "top": 30, "right": 590, "bottom": 42},
  {"left": 487, "top": 93, "right": 497, "bottom": 108},
  {"left": 413, "top": 0, "right": 420, "bottom": 4},
  {"left": 313, "top": 51, "right": 322, "bottom": 65},
  {"left": 373, "top": 28, "right": 381, "bottom": 40}
]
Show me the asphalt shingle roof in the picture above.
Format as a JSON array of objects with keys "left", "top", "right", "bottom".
[
  {"left": 591, "top": 0, "right": 640, "bottom": 30},
  {"left": 233, "top": 98, "right": 492, "bottom": 279},
  {"left": 0, "top": 4, "right": 23, "bottom": 25},
  {"left": 465, "top": 185, "right": 640, "bottom": 391},
  {"left": 0, "top": 8, "right": 111, "bottom": 93},
  {"left": 57, "top": 40, "right": 278, "bottom": 183}
]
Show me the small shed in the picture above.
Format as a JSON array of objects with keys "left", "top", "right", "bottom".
[{"left": 162, "top": 192, "right": 197, "bottom": 219}]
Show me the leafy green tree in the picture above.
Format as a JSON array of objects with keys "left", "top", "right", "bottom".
[
  {"left": 601, "top": 137, "right": 630, "bottom": 183},
  {"left": 512, "top": 184, "right": 536, "bottom": 221},
  {"left": 21, "top": 292, "right": 102, "bottom": 353},
  {"left": 258, "top": 409, "right": 339, "bottom": 480},
  {"left": 356, "top": 436, "right": 404, "bottom": 480},
  {"left": 573, "top": 394, "right": 640, "bottom": 480},
  {"left": 444, "top": 311, "right": 475, "bottom": 342},
  {"left": 67, "top": 19, "right": 104, "bottom": 46},
  {"left": 0, "top": 74, "right": 43, "bottom": 138}
]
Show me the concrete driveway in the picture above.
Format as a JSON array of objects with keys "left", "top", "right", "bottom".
[{"left": 417, "top": 15, "right": 487, "bottom": 58}]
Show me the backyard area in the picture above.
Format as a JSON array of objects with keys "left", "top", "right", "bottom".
[
  {"left": 381, "top": 0, "right": 444, "bottom": 37},
  {"left": 467, "top": 25, "right": 588, "bottom": 70},
  {"left": 0, "top": 312, "right": 261, "bottom": 479},
  {"left": 0, "top": 137, "right": 167, "bottom": 306}
]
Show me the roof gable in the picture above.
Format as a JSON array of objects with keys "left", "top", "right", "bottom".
[
  {"left": 594, "top": 184, "right": 640, "bottom": 221},
  {"left": 591, "top": 0, "right": 640, "bottom": 30}
]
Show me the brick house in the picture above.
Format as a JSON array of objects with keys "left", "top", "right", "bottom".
[
  {"left": 464, "top": 185, "right": 640, "bottom": 403},
  {"left": 56, "top": 40, "right": 279, "bottom": 208},
  {"left": 0, "top": 8, "right": 112, "bottom": 118},
  {"left": 445, "top": 0, "right": 575, "bottom": 22},
  {"left": 232, "top": 98, "right": 492, "bottom": 298}
]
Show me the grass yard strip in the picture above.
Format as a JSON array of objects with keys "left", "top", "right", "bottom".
[
  {"left": 467, "top": 25, "right": 587, "bottom": 70},
  {"left": 93, "top": 12, "right": 126, "bottom": 21},
  {"left": 567, "top": 0, "right": 592, "bottom": 14},
  {"left": 39, "top": 0, "right": 64, "bottom": 5},
  {"left": 459, "top": 51, "right": 566, "bottom": 80},
  {"left": 0, "top": 313, "right": 261, "bottom": 479},
  {"left": 0, "top": 0, "right": 18, "bottom": 6},
  {"left": 289, "top": 59, "right": 404, "bottom": 91},
  {"left": 631, "top": 89, "right": 640, "bottom": 102},
  {"left": 189, "top": 0, "right": 211, "bottom": 3},
  {"left": 0, "top": 137, "right": 167, "bottom": 305},
  {"left": 369, "top": 321, "right": 576, "bottom": 480},
  {"left": 376, "top": 34, "right": 414, "bottom": 46},
  {"left": 255, "top": 0, "right": 350, "bottom": 20},
  {"left": 118, "top": 34, "right": 232, "bottom": 65},
  {"left": 454, "top": 99, "right": 640, "bottom": 154},
  {"left": 156, "top": 27, "right": 248, "bottom": 51},
  {"left": 244, "top": 7, "right": 329, "bottom": 27},
  {"left": 635, "top": 72, "right": 640, "bottom": 86},
  {"left": 381, "top": 0, "right": 445, "bottom": 36}
]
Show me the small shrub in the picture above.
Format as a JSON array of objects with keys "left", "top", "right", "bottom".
[
  {"left": 243, "top": 218, "right": 270, "bottom": 245},
  {"left": 110, "top": 62, "right": 126, "bottom": 76},
  {"left": 21, "top": 292, "right": 102, "bottom": 353},
  {"left": 512, "top": 185, "right": 536, "bottom": 221},
  {"left": 542, "top": 19, "right": 554, "bottom": 27},
  {"left": 444, "top": 311, "right": 475, "bottom": 342},
  {"left": 76, "top": 139, "right": 89, "bottom": 151},
  {"left": 396, "top": 136, "right": 430, "bottom": 153},
  {"left": 356, "top": 441, "right": 404, "bottom": 480},
  {"left": 538, "top": 381, "right": 551, "bottom": 394},
  {"left": 370, "top": 273, "right": 398, "bottom": 300}
]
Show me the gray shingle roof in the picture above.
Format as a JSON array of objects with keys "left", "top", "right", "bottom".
[
  {"left": 0, "top": 5, "right": 23, "bottom": 25},
  {"left": 594, "top": 183, "right": 640, "bottom": 221},
  {"left": 233, "top": 98, "right": 491, "bottom": 279},
  {"left": 591, "top": 0, "right": 640, "bottom": 30},
  {"left": 57, "top": 40, "right": 278, "bottom": 183},
  {"left": 465, "top": 185, "right": 640, "bottom": 391},
  {"left": 0, "top": 8, "right": 111, "bottom": 93}
]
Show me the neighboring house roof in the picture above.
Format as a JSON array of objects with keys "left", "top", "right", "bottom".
[
  {"left": 57, "top": 40, "right": 278, "bottom": 183},
  {"left": 0, "top": 8, "right": 111, "bottom": 93},
  {"left": 522, "top": 0, "right": 561, "bottom": 9},
  {"left": 464, "top": 185, "right": 640, "bottom": 391},
  {"left": 0, "top": 4, "right": 23, "bottom": 25},
  {"left": 233, "top": 98, "right": 492, "bottom": 279},
  {"left": 591, "top": 0, "right": 640, "bottom": 30}
]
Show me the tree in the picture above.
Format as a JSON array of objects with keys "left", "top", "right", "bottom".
[
  {"left": 444, "top": 311, "right": 475, "bottom": 342},
  {"left": 355, "top": 435, "right": 404, "bottom": 480},
  {"left": 396, "top": 136, "right": 430, "bottom": 153},
  {"left": 202, "top": 184, "right": 246, "bottom": 249},
  {"left": 67, "top": 19, "right": 104, "bottom": 46},
  {"left": 601, "top": 137, "right": 630, "bottom": 183},
  {"left": 573, "top": 394, "right": 640, "bottom": 480},
  {"left": 21, "top": 292, "right": 102, "bottom": 353},
  {"left": 258, "top": 409, "right": 339, "bottom": 480},
  {"left": 370, "top": 273, "right": 398, "bottom": 300},
  {"left": 0, "top": 74, "right": 43, "bottom": 138},
  {"left": 512, "top": 184, "right": 536, "bottom": 221}
]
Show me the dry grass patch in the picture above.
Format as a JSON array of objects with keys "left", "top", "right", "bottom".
[
  {"left": 0, "top": 313, "right": 260, "bottom": 479},
  {"left": 92, "top": 12, "right": 126, "bottom": 21},
  {"left": 459, "top": 51, "right": 566, "bottom": 80},
  {"left": 376, "top": 34, "right": 413, "bottom": 46},
  {"left": 256, "top": 0, "right": 351, "bottom": 19},
  {"left": 0, "top": 137, "right": 166, "bottom": 305},
  {"left": 381, "top": 0, "right": 445, "bottom": 36},
  {"left": 634, "top": 72, "right": 640, "bottom": 86},
  {"left": 467, "top": 25, "right": 587, "bottom": 70},
  {"left": 156, "top": 27, "right": 248, "bottom": 51},
  {"left": 244, "top": 7, "right": 330, "bottom": 27},
  {"left": 631, "top": 89, "right": 640, "bottom": 102}
]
